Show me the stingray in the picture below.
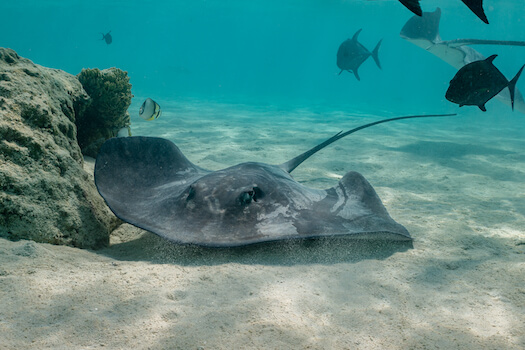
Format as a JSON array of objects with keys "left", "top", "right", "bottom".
[
  {"left": 336, "top": 29, "right": 382, "bottom": 81},
  {"left": 397, "top": 0, "right": 488, "bottom": 24},
  {"left": 94, "top": 114, "right": 454, "bottom": 247},
  {"left": 400, "top": 7, "right": 525, "bottom": 114}
]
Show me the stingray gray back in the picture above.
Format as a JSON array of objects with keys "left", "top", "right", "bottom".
[{"left": 95, "top": 136, "right": 411, "bottom": 247}]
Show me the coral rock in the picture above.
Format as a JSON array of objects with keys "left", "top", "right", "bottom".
[
  {"left": 0, "top": 48, "right": 118, "bottom": 249},
  {"left": 76, "top": 68, "right": 132, "bottom": 157}
]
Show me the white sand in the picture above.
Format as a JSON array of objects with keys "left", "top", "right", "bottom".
[{"left": 1, "top": 101, "right": 524, "bottom": 349}]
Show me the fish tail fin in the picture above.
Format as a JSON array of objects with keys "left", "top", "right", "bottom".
[
  {"left": 399, "top": 0, "right": 422, "bottom": 16},
  {"left": 372, "top": 39, "right": 382, "bottom": 70},
  {"left": 508, "top": 64, "right": 525, "bottom": 111},
  {"left": 460, "top": 0, "right": 488, "bottom": 24}
]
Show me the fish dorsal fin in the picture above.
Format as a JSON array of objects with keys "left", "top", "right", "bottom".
[
  {"left": 486, "top": 54, "right": 498, "bottom": 64},
  {"left": 352, "top": 29, "right": 363, "bottom": 42},
  {"left": 278, "top": 114, "right": 456, "bottom": 173}
]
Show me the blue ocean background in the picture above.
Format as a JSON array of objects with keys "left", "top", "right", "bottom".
[
  {"left": 1, "top": 0, "right": 525, "bottom": 174},
  {"left": 2, "top": 0, "right": 525, "bottom": 114}
]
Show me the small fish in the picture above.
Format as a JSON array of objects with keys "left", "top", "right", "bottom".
[
  {"left": 398, "top": 0, "right": 488, "bottom": 24},
  {"left": 117, "top": 126, "right": 131, "bottom": 137},
  {"left": 139, "top": 98, "right": 162, "bottom": 120},
  {"left": 336, "top": 29, "right": 382, "bottom": 81},
  {"left": 101, "top": 31, "right": 112, "bottom": 45},
  {"left": 446, "top": 55, "right": 525, "bottom": 111}
]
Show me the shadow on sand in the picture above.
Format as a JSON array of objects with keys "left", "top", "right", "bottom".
[{"left": 98, "top": 228, "right": 413, "bottom": 266}]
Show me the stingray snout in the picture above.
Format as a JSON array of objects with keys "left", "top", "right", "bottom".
[{"left": 181, "top": 178, "right": 266, "bottom": 212}]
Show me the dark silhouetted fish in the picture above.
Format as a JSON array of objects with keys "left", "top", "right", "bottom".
[
  {"left": 460, "top": 0, "right": 488, "bottom": 24},
  {"left": 398, "top": 0, "right": 488, "bottom": 24},
  {"left": 446, "top": 55, "right": 525, "bottom": 111},
  {"left": 336, "top": 29, "right": 382, "bottom": 81},
  {"left": 101, "top": 31, "right": 112, "bottom": 45},
  {"left": 399, "top": 0, "right": 422, "bottom": 16},
  {"left": 400, "top": 8, "right": 525, "bottom": 114}
]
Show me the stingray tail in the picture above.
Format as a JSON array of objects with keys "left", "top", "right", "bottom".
[
  {"left": 279, "top": 113, "right": 456, "bottom": 173},
  {"left": 371, "top": 39, "right": 382, "bottom": 70},
  {"left": 508, "top": 64, "right": 525, "bottom": 111}
]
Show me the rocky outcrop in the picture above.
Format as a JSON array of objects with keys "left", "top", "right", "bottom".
[
  {"left": 76, "top": 68, "right": 132, "bottom": 157},
  {"left": 0, "top": 48, "right": 118, "bottom": 249}
]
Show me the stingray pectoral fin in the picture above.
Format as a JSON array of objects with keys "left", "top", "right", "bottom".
[
  {"left": 399, "top": 0, "right": 422, "bottom": 16},
  {"left": 95, "top": 137, "right": 208, "bottom": 183},
  {"left": 94, "top": 137, "right": 210, "bottom": 231},
  {"left": 328, "top": 171, "right": 411, "bottom": 240},
  {"left": 508, "top": 64, "right": 525, "bottom": 111},
  {"left": 399, "top": 7, "right": 441, "bottom": 43}
]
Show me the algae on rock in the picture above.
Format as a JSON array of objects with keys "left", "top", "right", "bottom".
[
  {"left": 0, "top": 48, "right": 118, "bottom": 249},
  {"left": 76, "top": 68, "right": 133, "bottom": 157}
]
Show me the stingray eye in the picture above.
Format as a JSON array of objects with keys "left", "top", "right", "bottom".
[
  {"left": 186, "top": 185, "right": 196, "bottom": 201},
  {"left": 239, "top": 187, "right": 264, "bottom": 205}
]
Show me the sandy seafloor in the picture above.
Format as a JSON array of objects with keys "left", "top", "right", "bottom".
[{"left": 1, "top": 99, "right": 524, "bottom": 349}]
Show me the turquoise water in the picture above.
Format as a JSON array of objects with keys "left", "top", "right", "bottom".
[
  {"left": 2, "top": 0, "right": 525, "bottom": 114},
  {"left": 2, "top": 2, "right": 525, "bottom": 348},
  {"left": 2, "top": 0, "right": 524, "bottom": 209},
  {"left": 0, "top": 0, "right": 525, "bottom": 211},
  {"left": 3, "top": 0, "right": 524, "bottom": 197}
]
